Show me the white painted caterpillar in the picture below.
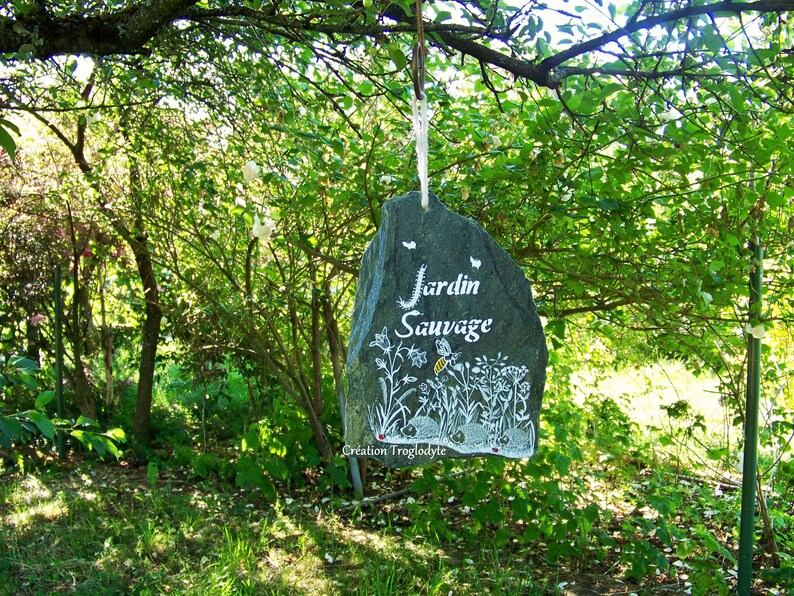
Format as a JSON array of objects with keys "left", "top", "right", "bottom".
[{"left": 397, "top": 263, "right": 426, "bottom": 310}]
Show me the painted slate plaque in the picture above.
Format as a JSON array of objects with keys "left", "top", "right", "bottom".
[{"left": 345, "top": 191, "right": 547, "bottom": 468}]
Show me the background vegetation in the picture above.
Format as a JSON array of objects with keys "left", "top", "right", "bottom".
[{"left": 1, "top": 0, "right": 793, "bottom": 593}]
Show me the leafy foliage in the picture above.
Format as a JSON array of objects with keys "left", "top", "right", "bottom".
[
  {"left": 0, "top": 354, "right": 126, "bottom": 461},
  {"left": 1, "top": 0, "right": 793, "bottom": 590}
]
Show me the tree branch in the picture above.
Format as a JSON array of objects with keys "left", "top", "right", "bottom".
[
  {"left": 0, "top": 0, "right": 200, "bottom": 58},
  {"left": 2, "top": 0, "right": 794, "bottom": 91},
  {"left": 541, "top": 1, "right": 794, "bottom": 71}
]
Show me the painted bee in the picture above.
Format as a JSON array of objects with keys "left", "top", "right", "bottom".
[{"left": 433, "top": 339, "right": 461, "bottom": 374}]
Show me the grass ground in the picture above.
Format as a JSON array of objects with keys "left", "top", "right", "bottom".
[
  {"left": 0, "top": 460, "right": 543, "bottom": 594},
  {"left": 0, "top": 453, "right": 789, "bottom": 595},
  {"left": 1, "top": 362, "right": 791, "bottom": 595}
]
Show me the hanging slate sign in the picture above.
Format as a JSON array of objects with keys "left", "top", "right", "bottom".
[{"left": 345, "top": 191, "right": 548, "bottom": 468}]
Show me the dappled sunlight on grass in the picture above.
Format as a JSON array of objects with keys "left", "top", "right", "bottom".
[
  {"left": 1, "top": 420, "right": 790, "bottom": 595},
  {"left": 571, "top": 360, "right": 721, "bottom": 428},
  {"left": 0, "top": 462, "right": 549, "bottom": 594},
  {"left": 570, "top": 360, "right": 740, "bottom": 475},
  {"left": 2, "top": 475, "right": 68, "bottom": 530}
]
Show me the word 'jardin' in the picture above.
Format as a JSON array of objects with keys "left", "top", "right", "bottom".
[{"left": 397, "top": 265, "right": 481, "bottom": 305}]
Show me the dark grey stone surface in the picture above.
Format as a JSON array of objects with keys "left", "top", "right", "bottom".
[{"left": 345, "top": 191, "right": 547, "bottom": 468}]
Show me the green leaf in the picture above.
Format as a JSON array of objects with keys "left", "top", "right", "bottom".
[
  {"left": 236, "top": 456, "right": 277, "bottom": 500},
  {"left": 760, "top": 566, "right": 794, "bottom": 583},
  {"left": 0, "top": 118, "right": 20, "bottom": 136},
  {"left": 17, "top": 372, "right": 37, "bottom": 390},
  {"left": 767, "top": 191, "right": 785, "bottom": 209},
  {"left": 723, "top": 231, "right": 740, "bottom": 246},
  {"left": 75, "top": 415, "right": 99, "bottom": 427},
  {"left": 103, "top": 427, "right": 127, "bottom": 442},
  {"left": 391, "top": 0, "right": 413, "bottom": 16},
  {"left": 598, "top": 198, "right": 621, "bottom": 211},
  {"left": 707, "top": 447, "right": 728, "bottom": 461},
  {"left": 0, "top": 416, "right": 24, "bottom": 441},
  {"left": 87, "top": 434, "right": 108, "bottom": 459},
  {"left": 325, "top": 461, "right": 350, "bottom": 488},
  {"left": 553, "top": 453, "right": 572, "bottom": 475},
  {"left": 147, "top": 462, "right": 159, "bottom": 486},
  {"left": 26, "top": 410, "right": 56, "bottom": 440},
  {"left": 546, "top": 319, "right": 566, "bottom": 339},
  {"left": 708, "top": 260, "right": 725, "bottom": 274},
  {"left": 9, "top": 355, "right": 38, "bottom": 371},
  {"left": 12, "top": 0, "right": 37, "bottom": 16},
  {"left": 0, "top": 127, "right": 17, "bottom": 161},
  {"left": 389, "top": 43, "right": 407, "bottom": 71},
  {"left": 598, "top": 82, "right": 624, "bottom": 102},
  {"left": 35, "top": 390, "right": 55, "bottom": 409}
]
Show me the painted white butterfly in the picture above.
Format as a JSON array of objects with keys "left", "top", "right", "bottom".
[
  {"left": 402, "top": 241, "right": 416, "bottom": 250},
  {"left": 470, "top": 256, "right": 481, "bottom": 269}
]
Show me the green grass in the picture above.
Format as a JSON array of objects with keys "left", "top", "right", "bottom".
[
  {"left": 1, "top": 357, "right": 791, "bottom": 595},
  {"left": 0, "top": 463, "right": 550, "bottom": 595},
  {"left": 570, "top": 360, "right": 747, "bottom": 472},
  {"left": 1, "top": 454, "right": 790, "bottom": 595}
]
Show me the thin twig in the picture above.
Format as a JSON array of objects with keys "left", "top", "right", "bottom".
[{"left": 338, "top": 469, "right": 468, "bottom": 511}]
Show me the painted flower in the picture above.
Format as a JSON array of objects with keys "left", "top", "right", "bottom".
[
  {"left": 502, "top": 365, "right": 528, "bottom": 384},
  {"left": 401, "top": 376, "right": 417, "bottom": 385},
  {"left": 242, "top": 160, "right": 261, "bottom": 182},
  {"left": 406, "top": 345, "right": 427, "bottom": 368},
  {"left": 494, "top": 379, "right": 510, "bottom": 398},
  {"left": 419, "top": 383, "right": 429, "bottom": 394},
  {"left": 252, "top": 214, "right": 276, "bottom": 242},
  {"left": 375, "top": 357, "right": 387, "bottom": 371},
  {"left": 369, "top": 327, "right": 391, "bottom": 352}
]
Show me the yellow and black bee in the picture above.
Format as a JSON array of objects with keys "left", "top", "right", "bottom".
[{"left": 434, "top": 339, "right": 461, "bottom": 374}]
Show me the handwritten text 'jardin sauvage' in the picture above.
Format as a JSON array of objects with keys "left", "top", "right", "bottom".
[{"left": 394, "top": 263, "right": 493, "bottom": 344}]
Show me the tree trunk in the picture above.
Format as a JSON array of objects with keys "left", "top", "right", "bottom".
[
  {"left": 71, "top": 355, "right": 96, "bottom": 419},
  {"left": 125, "top": 142, "right": 162, "bottom": 445},
  {"left": 99, "top": 273, "right": 116, "bottom": 412},
  {"left": 304, "top": 397, "right": 334, "bottom": 463},
  {"left": 66, "top": 210, "right": 97, "bottom": 420},
  {"left": 130, "top": 229, "right": 162, "bottom": 444},
  {"left": 321, "top": 287, "right": 364, "bottom": 497},
  {"left": 68, "top": 276, "right": 96, "bottom": 419},
  {"left": 30, "top": 111, "right": 162, "bottom": 442}
]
